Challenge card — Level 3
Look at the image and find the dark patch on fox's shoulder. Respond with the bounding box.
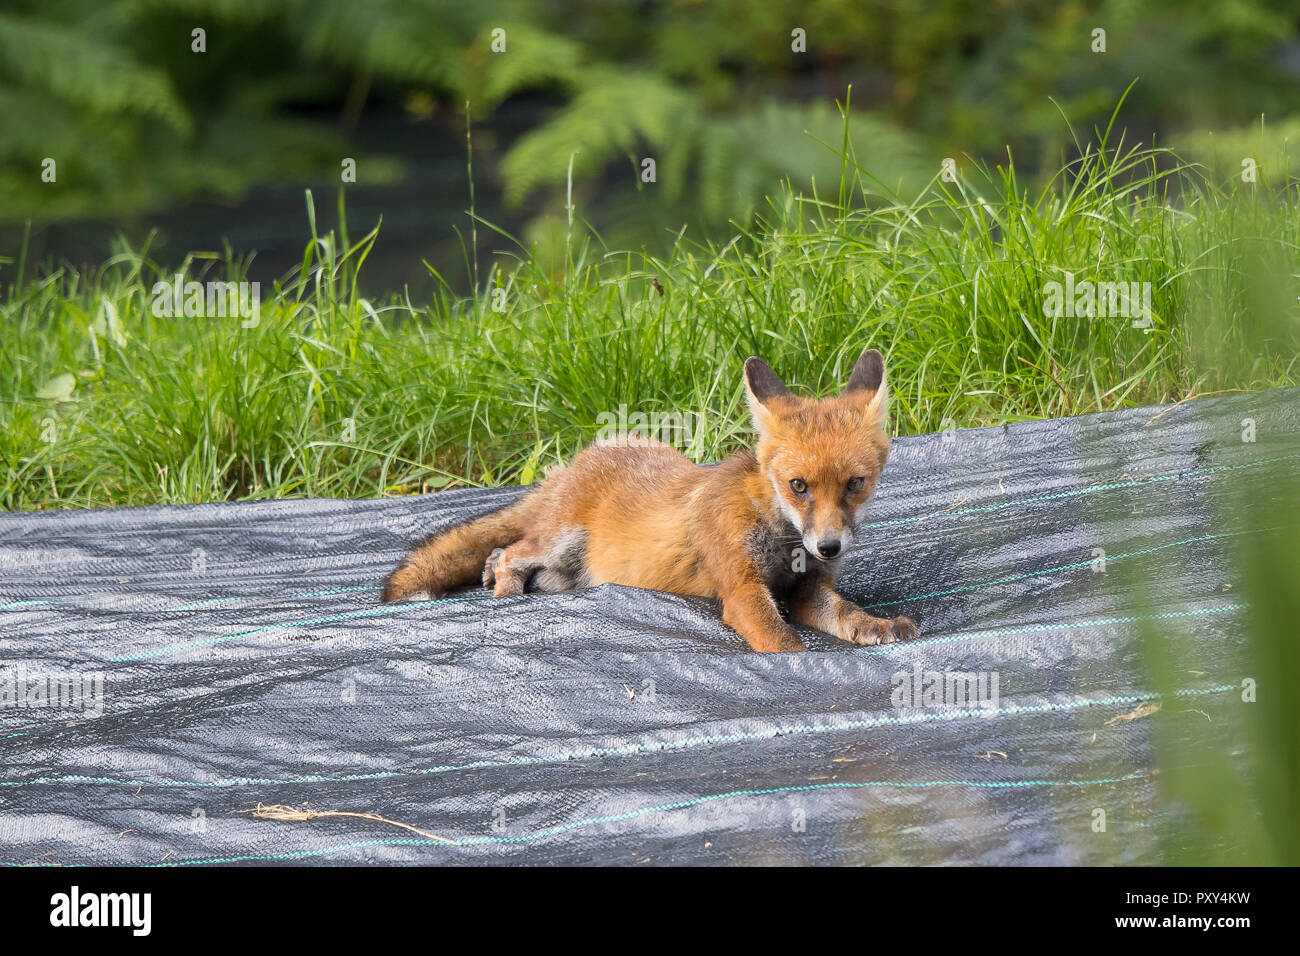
[746,517,834,598]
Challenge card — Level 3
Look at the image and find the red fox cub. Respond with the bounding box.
[382,349,918,652]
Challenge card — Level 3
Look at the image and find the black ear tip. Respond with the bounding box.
[844,348,886,393]
[744,356,790,399]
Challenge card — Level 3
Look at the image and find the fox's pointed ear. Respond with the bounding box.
[842,348,888,420]
[743,356,790,436]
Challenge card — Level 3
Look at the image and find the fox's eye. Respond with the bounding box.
[846,477,865,493]
[789,478,808,495]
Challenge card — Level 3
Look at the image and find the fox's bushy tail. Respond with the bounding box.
[381,496,533,601]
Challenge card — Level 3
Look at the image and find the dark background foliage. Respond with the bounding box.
[3,0,1297,289]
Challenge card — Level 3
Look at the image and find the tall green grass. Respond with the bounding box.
[1,132,1297,510]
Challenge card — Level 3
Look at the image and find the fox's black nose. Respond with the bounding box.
[816,539,841,558]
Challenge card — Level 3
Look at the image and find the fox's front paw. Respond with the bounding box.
[840,610,918,646]
[889,615,919,642]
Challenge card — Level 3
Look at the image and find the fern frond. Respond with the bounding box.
[696,101,929,222]
[0,13,190,135]
[470,23,583,110]
[500,68,699,206]
[125,0,289,22]
[296,0,476,89]
[0,85,88,162]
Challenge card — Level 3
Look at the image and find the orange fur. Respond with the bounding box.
[382,349,918,652]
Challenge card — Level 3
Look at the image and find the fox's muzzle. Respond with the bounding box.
[804,526,851,562]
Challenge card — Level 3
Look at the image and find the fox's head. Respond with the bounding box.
[744,349,891,562]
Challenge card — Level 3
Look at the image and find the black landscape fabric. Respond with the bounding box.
[1,389,1296,866]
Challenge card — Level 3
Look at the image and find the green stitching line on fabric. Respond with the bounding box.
[5,772,1153,866]
[108,593,498,662]
[0,587,375,616]
[852,603,1248,653]
[163,586,375,613]
[0,684,1234,790]
[864,528,1268,609]
[862,452,1300,530]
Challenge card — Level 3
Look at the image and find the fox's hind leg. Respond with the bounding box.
[482,529,588,597]
[483,543,534,596]
[482,548,507,589]
[482,539,555,597]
